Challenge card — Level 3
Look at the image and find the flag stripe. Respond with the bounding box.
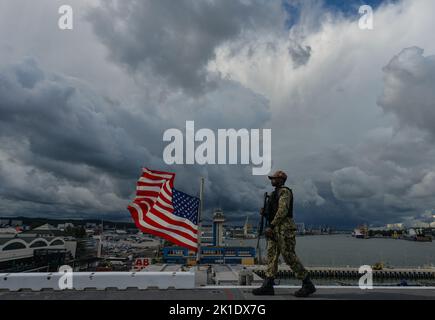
[137,181,165,187]
[156,196,174,211]
[142,168,175,180]
[153,182,198,232]
[127,168,199,251]
[128,205,197,251]
[151,203,198,234]
[134,196,157,204]
[153,199,197,231]
[129,203,197,249]
[145,211,197,241]
[138,177,168,184]
[136,190,160,197]
[141,172,169,181]
[136,185,162,193]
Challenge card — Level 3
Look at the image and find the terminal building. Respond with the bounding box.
[163,210,256,265]
[163,246,255,265]
[0,234,73,272]
[199,224,214,246]
[0,223,103,272]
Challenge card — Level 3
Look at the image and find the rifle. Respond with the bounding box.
[256,192,270,264]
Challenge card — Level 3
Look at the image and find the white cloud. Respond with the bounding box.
[409,172,435,198]
[293,179,325,206]
[1,0,435,225]
[379,46,435,138]
[331,167,378,200]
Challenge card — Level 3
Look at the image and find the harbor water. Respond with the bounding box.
[227,234,435,268]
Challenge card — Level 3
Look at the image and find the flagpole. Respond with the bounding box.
[196,177,204,266]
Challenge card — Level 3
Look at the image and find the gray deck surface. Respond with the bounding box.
[1,287,434,300]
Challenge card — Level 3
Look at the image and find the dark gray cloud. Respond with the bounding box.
[1,0,435,230]
[379,47,435,139]
[0,57,273,221]
[409,172,435,198]
[288,42,311,67]
[302,123,435,225]
[0,58,159,179]
[87,0,284,94]
[331,167,378,200]
[0,58,160,216]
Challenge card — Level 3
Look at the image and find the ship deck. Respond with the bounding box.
[1,286,434,300]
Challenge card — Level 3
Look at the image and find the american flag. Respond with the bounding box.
[127,168,200,251]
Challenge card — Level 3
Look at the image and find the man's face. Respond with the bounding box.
[270,178,283,187]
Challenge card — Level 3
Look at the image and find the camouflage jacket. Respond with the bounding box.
[269,187,297,231]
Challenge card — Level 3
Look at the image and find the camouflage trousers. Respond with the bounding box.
[265,227,308,280]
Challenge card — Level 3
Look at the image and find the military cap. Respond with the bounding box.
[268,170,287,181]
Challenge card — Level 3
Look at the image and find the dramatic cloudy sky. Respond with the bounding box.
[0,0,434,228]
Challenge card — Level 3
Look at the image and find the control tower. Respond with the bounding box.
[212,209,225,247]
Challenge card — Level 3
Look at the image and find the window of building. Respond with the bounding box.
[30,241,48,248]
[50,239,65,246]
[3,242,26,251]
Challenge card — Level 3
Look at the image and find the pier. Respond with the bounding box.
[251,265,435,282]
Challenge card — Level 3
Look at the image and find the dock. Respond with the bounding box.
[1,264,435,300]
[251,265,435,282]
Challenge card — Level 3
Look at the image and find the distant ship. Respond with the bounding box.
[403,228,432,242]
[352,225,369,239]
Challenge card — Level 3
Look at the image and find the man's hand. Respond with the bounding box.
[265,227,274,239]
[260,207,265,216]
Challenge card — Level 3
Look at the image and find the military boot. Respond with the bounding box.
[294,276,316,298]
[252,277,275,296]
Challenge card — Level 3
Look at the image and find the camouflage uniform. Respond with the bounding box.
[265,187,308,280]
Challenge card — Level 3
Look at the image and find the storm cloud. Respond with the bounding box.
[0,57,272,221]
[0,0,435,228]
[87,0,285,94]
[379,47,435,138]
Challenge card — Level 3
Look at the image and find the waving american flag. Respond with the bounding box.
[127,168,200,251]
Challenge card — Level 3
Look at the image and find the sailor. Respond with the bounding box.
[252,170,316,297]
